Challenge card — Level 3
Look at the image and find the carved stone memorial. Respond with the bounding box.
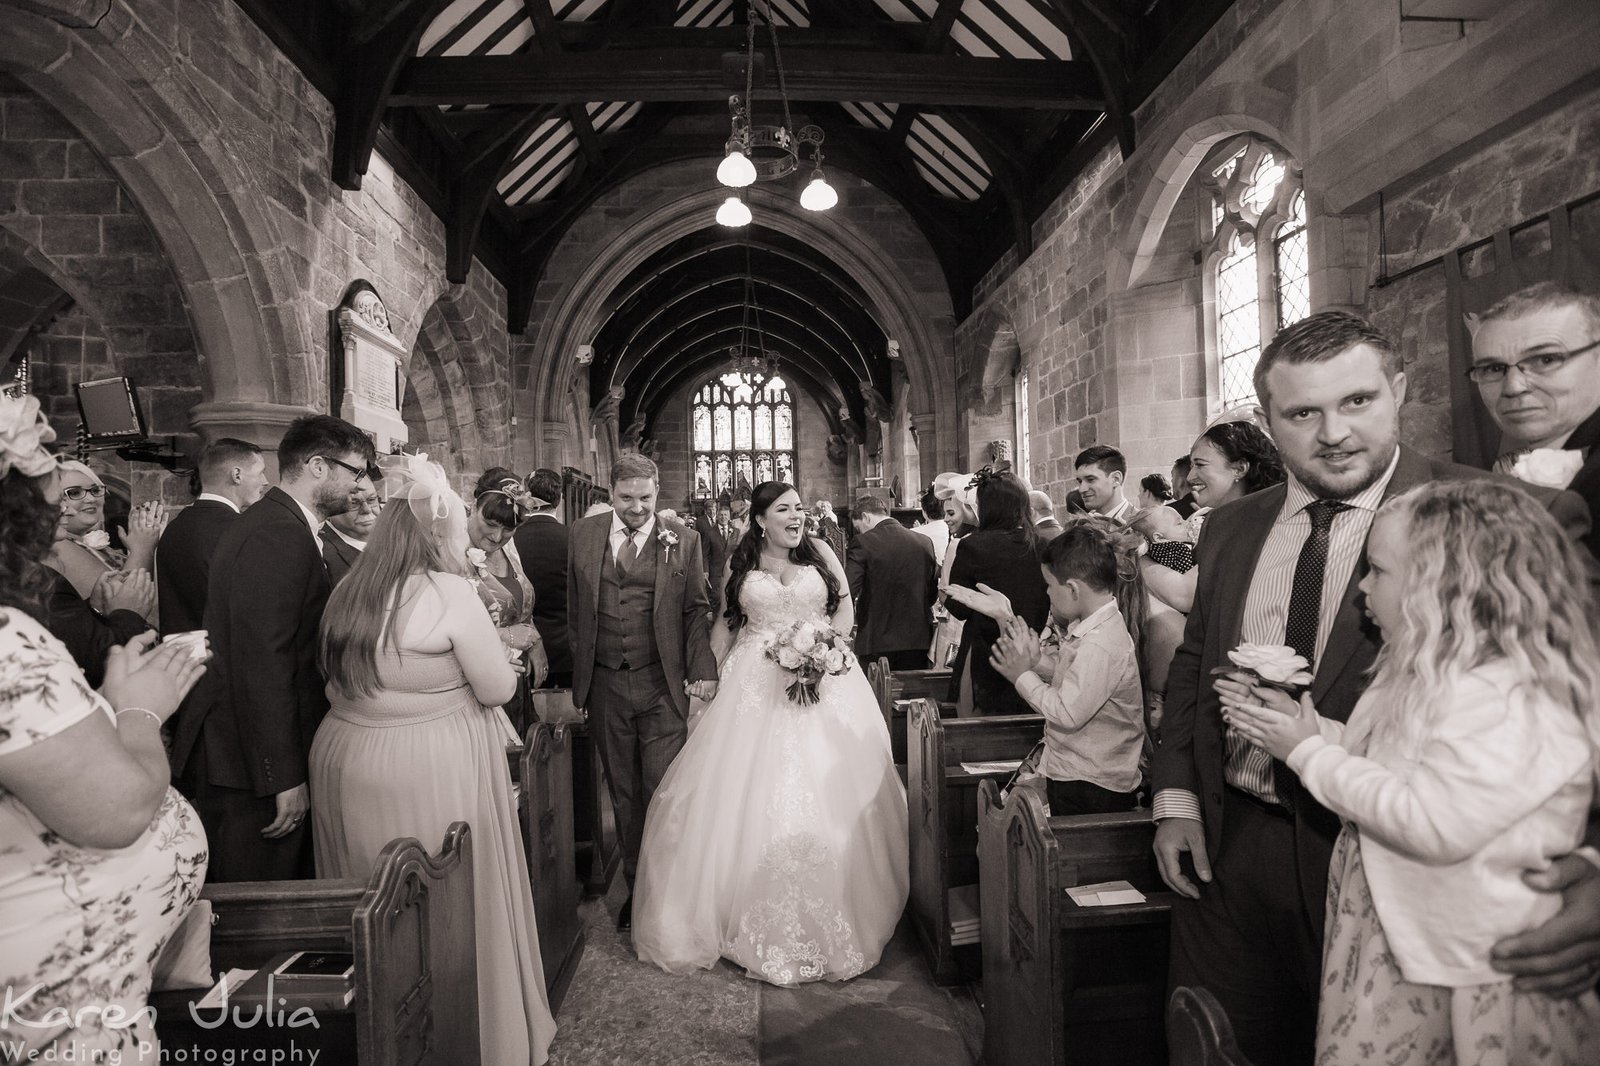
[333,282,408,453]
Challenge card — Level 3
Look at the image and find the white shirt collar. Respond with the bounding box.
[609,512,656,544]
[196,492,241,514]
[1281,446,1401,518]
[328,525,367,551]
[1067,598,1121,640]
[289,494,324,537]
[1101,496,1133,522]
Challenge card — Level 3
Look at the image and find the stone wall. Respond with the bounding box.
[958,0,1600,506]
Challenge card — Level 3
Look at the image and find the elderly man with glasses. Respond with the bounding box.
[1470,281,1600,560]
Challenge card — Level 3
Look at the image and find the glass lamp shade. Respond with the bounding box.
[716,196,752,227]
[800,171,838,212]
[717,149,757,189]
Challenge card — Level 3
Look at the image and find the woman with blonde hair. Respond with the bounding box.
[45,460,165,621]
[1224,481,1600,1062]
[310,454,556,1065]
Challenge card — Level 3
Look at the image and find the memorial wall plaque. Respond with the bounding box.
[333,282,408,453]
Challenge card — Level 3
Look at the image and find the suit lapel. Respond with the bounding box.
[1309,447,1432,703]
[1215,489,1282,651]
[584,516,609,592]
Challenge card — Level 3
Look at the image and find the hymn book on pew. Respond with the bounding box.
[1065,880,1147,906]
[194,951,357,1013]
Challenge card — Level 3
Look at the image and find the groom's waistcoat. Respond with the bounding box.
[594,539,660,670]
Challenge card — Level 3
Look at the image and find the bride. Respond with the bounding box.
[632,481,909,985]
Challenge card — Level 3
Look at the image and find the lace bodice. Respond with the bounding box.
[737,566,831,637]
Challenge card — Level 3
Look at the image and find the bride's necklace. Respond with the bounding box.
[757,550,800,584]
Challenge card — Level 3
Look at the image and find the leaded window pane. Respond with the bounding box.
[693,370,798,500]
[754,405,773,449]
[693,405,712,450]
[713,406,732,450]
[776,453,794,484]
[1242,152,1284,216]
[734,405,753,449]
[694,455,713,496]
[755,455,774,483]
[775,406,793,450]
[715,455,732,494]
[735,455,754,494]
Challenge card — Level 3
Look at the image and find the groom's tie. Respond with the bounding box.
[617,528,640,573]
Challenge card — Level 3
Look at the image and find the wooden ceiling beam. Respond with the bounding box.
[1049,0,1135,158]
[393,50,1105,109]
[330,0,454,190]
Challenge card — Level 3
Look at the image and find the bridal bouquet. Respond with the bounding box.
[765,621,853,706]
[1212,643,1313,694]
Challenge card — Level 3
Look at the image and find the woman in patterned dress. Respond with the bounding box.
[1224,482,1600,1065]
[0,394,209,1063]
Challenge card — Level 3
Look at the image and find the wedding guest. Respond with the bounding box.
[813,499,847,562]
[945,470,1049,716]
[47,564,153,687]
[46,460,166,618]
[930,473,978,670]
[1138,473,1173,511]
[984,522,1146,813]
[171,414,376,882]
[1129,505,1196,574]
[847,494,937,670]
[514,467,572,688]
[1168,457,1198,518]
[311,455,557,1065]
[694,499,732,620]
[1471,282,1600,559]
[1150,311,1592,1064]
[1222,481,1600,1061]
[157,438,267,636]
[1142,421,1285,614]
[728,493,751,539]
[468,468,548,691]
[0,393,208,1063]
[910,483,951,564]
[1029,489,1064,541]
[1074,445,1135,522]
[321,484,380,586]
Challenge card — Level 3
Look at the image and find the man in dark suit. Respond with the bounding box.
[1471,281,1600,562]
[156,437,268,636]
[320,484,379,586]
[695,500,732,619]
[846,495,937,670]
[514,467,572,687]
[1152,311,1594,1064]
[172,415,376,882]
[46,567,152,687]
[1028,490,1064,541]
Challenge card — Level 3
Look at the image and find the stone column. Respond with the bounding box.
[910,412,940,484]
[189,400,318,479]
[538,420,571,472]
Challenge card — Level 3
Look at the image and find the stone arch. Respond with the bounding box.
[0,2,313,416]
[404,286,510,477]
[1112,83,1299,294]
[524,160,958,477]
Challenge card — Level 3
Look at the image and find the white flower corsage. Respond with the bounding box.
[465,546,490,578]
[657,527,679,561]
[1509,448,1585,490]
[81,530,112,551]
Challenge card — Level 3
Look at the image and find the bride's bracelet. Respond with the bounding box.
[115,707,162,728]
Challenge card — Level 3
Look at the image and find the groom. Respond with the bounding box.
[568,453,719,931]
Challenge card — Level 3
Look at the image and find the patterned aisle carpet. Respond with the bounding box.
[546,880,981,1066]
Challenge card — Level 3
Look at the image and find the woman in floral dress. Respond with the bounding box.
[0,395,208,1063]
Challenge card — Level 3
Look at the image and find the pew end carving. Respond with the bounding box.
[517,720,586,1011]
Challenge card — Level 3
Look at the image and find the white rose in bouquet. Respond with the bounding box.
[1510,448,1584,490]
[1224,643,1313,689]
[823,647,847,674]
[776,644,805,669]
[791,622,818,655]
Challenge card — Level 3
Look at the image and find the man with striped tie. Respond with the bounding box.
[1149,311,1593,1065]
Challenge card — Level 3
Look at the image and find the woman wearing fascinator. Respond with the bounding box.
[311,453,557,1065]
[928,471,978,669]
[465,469,549,727]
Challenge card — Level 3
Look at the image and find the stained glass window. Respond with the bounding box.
[1201,136,1306,412]
[1015,369,1031,481]
[691,371,797,501]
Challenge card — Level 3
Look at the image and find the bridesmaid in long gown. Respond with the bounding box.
[310,456,556,1065]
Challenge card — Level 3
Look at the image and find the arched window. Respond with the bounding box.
[692,370,796,501]
[1201,137,1307,410]
[1014,367,1031,481]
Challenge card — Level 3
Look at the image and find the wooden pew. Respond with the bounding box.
[904,697,1044,984]
[153,825,480,1066]
[526,688,621,897]
[1167,986,1255,1066]
[978,781,1174,1066]
[516,721,586,1012]
[868,656,953,764]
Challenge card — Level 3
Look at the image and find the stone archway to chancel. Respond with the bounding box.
[402,286,512,483]
[0,1,321,449]
[521,163,960,484]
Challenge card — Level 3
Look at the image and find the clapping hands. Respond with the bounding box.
[988,615,1041,682]
[119,501,168,554]
[941,581,1016,621]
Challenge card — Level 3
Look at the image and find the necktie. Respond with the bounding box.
[1274,498,1350,808]
[617,529,639,573]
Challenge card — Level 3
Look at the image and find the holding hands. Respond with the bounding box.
[1215,672,1321,761]
[988,615,1042,682]
[685,679,719,701]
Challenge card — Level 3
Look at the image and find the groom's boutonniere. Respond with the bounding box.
[657,526,680,562]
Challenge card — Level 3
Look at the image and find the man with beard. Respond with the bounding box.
[1151,311,1593,1063]
[172,415,377,881]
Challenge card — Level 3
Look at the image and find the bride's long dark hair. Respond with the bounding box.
[723,480,841,632]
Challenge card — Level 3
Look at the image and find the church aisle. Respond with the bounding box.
[546,881,980,1065]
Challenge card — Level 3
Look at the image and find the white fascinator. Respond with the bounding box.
[0,393,60,480]
[376,452,470,569]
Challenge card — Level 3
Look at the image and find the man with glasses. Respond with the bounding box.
[321,484,381,586]
[1470,281,1600,560]
[172,414,377,881]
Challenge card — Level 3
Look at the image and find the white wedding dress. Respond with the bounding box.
[632,566,909,985]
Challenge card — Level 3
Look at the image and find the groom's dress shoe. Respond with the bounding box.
[616,895,633,932]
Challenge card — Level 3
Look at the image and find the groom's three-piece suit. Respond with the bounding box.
[568,511,719,886]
